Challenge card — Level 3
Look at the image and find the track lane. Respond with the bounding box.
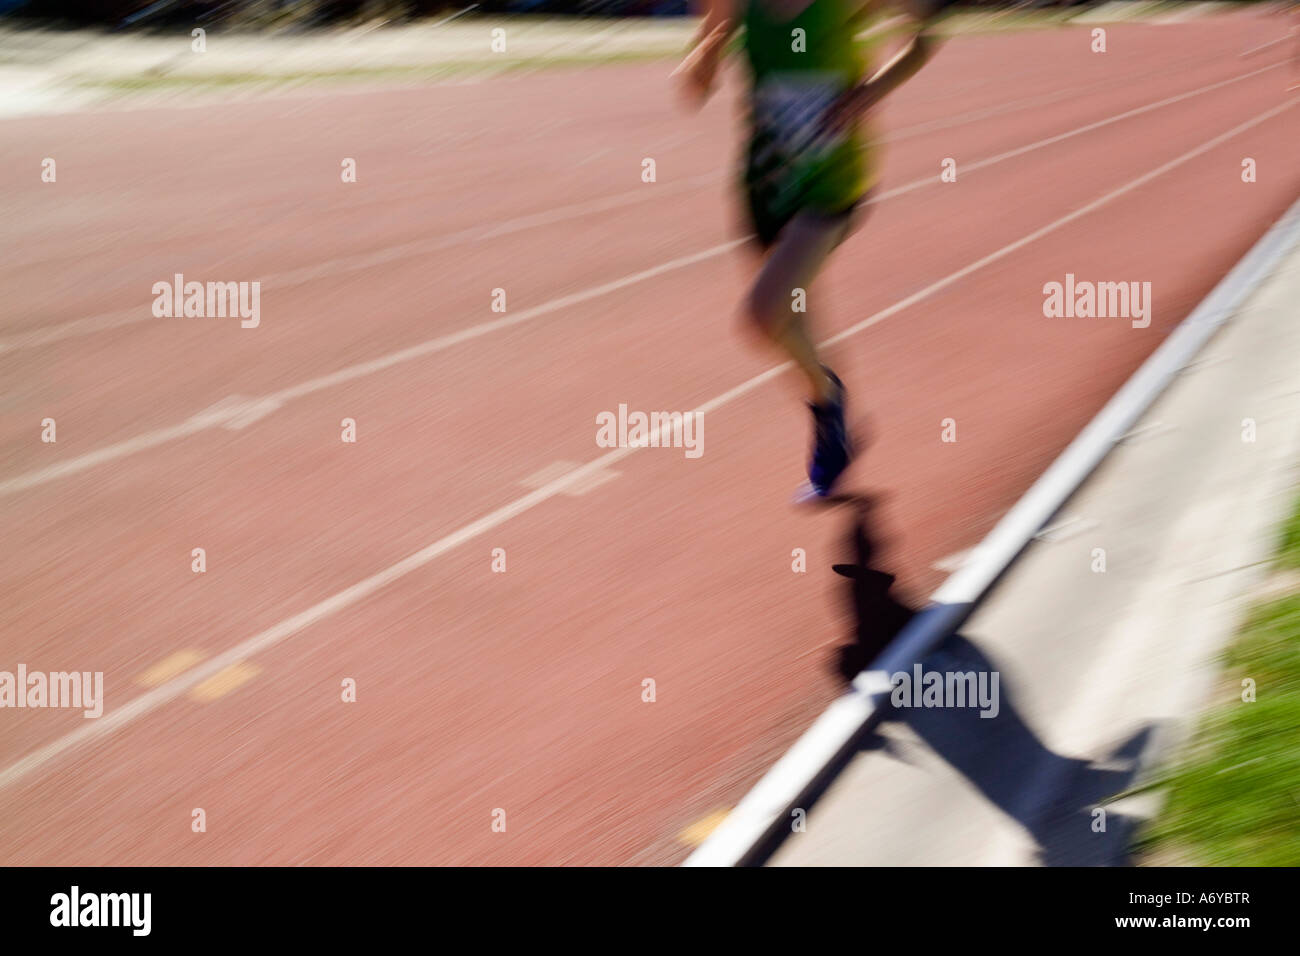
[0,12,1297,864]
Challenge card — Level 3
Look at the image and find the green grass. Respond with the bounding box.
[1277,498,1300,568]
[1136,493,1300,866]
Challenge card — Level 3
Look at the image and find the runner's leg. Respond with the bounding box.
[745,209,854,404]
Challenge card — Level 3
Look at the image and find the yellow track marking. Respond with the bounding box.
[135,649,206,687]
[678,809,730,847]
[188,662,262,702]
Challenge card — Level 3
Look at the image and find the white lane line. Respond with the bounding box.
[261,238,743,404]
[0,420,211,497]
[0,238,744,498]
[1240,35,1292,57]
[828,94,1296,354]
[0,171,723,354]
[867,60,1284,208]
[2,98,1294,794]
[520,459,621,496]
[876,45,1238,147]
[1,60,1280,355]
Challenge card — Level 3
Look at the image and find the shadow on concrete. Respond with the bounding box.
[826,494,1152,866]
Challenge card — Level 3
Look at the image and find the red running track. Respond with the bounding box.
[0,10,1297,865]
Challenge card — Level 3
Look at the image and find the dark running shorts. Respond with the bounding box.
[744,190,861,250]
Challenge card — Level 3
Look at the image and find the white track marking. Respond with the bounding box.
[1241,35,1292,57]
[867,61,1283,207]
[0,239,743,498]
[0,419,212,498]
[0,61,1281,354]
[877,46,1249,146]
[824,95,1295,352]
[0,171,723,353]
[0,396,287,495]
[520,460,621,496]
[0,304,139,353]
[1,100,1295,793]
[261,238,744,404]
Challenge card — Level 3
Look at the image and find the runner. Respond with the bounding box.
[676,0,945,498]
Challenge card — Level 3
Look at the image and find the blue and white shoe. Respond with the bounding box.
[805,366,853,498]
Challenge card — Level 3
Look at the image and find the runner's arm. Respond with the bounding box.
[863,13,941,103]
[674,0,739,107]
[827,0,944,129]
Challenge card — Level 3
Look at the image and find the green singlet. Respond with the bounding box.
[741,0,879,245]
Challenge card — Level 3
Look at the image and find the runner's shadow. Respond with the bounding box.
[828,497,1153,866]
[827,495,915,681]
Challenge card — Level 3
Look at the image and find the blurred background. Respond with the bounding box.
[4,0,1112,26]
